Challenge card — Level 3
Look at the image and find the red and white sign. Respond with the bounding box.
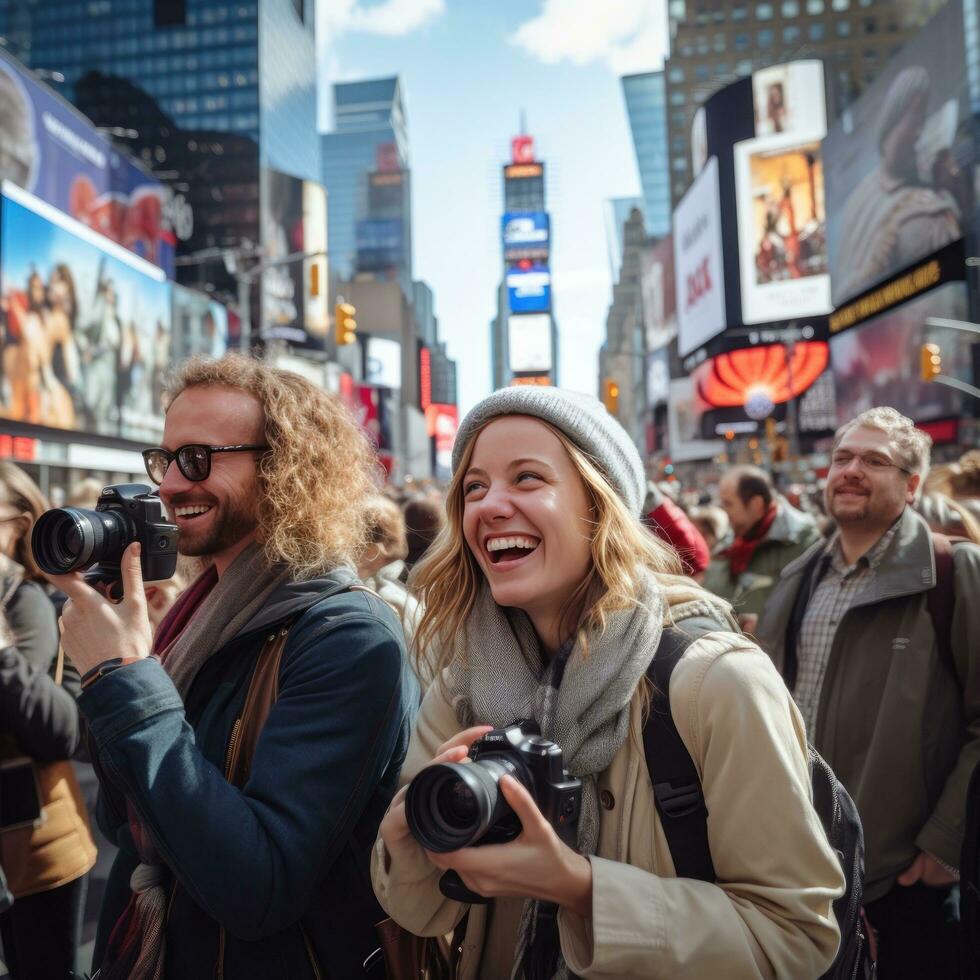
[511,135,535,165]
[673,156,727,357]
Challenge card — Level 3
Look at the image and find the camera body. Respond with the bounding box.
[31,484,179,590]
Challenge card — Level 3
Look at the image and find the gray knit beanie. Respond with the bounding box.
[451,386,647,516]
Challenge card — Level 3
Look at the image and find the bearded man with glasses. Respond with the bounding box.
[48,353,417,980]
[757,406,980,979]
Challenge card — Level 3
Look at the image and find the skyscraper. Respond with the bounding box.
[321,77,412,297]
[621,72,671,238]
[493,133,557,389]
[662,0,947,204]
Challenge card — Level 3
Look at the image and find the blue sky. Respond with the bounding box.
[316,0,668,415]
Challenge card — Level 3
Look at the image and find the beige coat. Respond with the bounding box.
[372,594,844,979]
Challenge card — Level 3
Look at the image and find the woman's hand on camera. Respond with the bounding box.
[49,542,152,677]
[379,725,493,859]
[424,775,593,917]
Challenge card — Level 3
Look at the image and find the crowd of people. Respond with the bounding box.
[0,352,978,979]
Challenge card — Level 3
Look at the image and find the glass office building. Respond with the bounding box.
[621,72,671,238]
[321,77,411,291]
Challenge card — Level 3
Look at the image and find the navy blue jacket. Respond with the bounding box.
[81,567,417,979]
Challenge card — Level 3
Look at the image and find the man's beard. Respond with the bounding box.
[178,496,258,557]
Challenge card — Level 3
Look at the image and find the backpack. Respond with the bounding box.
[644,617,875,980]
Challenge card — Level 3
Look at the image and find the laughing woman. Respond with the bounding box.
[371,387,843,979]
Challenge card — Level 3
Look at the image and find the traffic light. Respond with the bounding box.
[602,378,620,414]
[335,302,357,345]
[920,343,942,381]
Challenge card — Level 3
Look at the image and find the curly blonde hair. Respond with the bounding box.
[165,354,379,578]
[411,419,684,684]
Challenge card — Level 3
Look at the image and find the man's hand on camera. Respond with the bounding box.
[48,542,153,677]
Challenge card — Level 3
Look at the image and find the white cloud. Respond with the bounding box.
[319,0,445,37]
[509,0,666,75]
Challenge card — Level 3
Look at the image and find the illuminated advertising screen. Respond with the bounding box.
[824,1,971,306]
[733,61,830,325]
[172,284,228,362]
[641,234,676,351]
[507,263,551,314]
[356,218,403,272]
[365,337,402,389]
[831,281,973,424]
[667,376,723,462]
[261,169,328,350]
[673,157,726,356]
[502,211,550,260]
[0,182,171,440]
[0,49,176,275]
[507,314,552,373]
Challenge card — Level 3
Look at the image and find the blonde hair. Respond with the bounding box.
[363,495,409,567]
[926,449,980,501]
[411,419,684,685]
[834,406,932,477]
[165,353,379,578]
[0,462,50,582]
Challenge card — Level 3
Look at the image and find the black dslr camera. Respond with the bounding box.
[405,720,582,903]
[31,484,179,597]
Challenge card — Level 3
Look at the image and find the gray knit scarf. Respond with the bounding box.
[114,541,293,980]
[447,573,666,980]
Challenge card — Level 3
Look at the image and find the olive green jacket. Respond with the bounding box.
[756,507,980,903]
[703,503,822,617]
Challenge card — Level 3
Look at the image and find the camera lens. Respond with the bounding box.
[405,755,527,853]
[31,506,129,575]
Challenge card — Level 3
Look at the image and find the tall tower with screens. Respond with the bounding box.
[493,133,557,389]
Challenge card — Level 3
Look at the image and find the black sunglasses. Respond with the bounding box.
[142,444,268,485]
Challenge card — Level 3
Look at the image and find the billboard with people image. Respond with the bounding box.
[0,182,171,441]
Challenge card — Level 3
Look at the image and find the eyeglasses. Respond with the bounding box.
[142,444,268,485]
[829,451,910,474]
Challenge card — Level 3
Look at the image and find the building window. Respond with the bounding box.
[154,0,186,26]
[784,25,801,42]
[680,43,694,56]
[781,0,799,13]
[672,157,688,172]
[864,17,876,33]
[806,0,824,12]
[736,59,754,75]
[756,3,774,18]
[670,90,686,105]
[732,5,748,19]
[671,110,686,127]
[832,0,850,8]
[758,27,774,46]
[714,33,726,51]
[668,66,685,82]
[808,22,825,39]
[734,32,750,50]
[836,19,851,35]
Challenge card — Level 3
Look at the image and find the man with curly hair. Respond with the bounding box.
[50,353,417,979]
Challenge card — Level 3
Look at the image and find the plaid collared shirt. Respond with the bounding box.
[794,521,901,738]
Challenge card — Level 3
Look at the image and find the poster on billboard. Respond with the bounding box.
[824,1,971,307]
[507,262,551,314]
[0,49,177,275]
[365,337,402,389]
[646,347,671,407]
[734,61,830,325]
[508,314,552,373]
[172,284,228,363]
[502,211,550,260]
[303,182,328,340]
[667,376,724,461]
[674,156,726,357]
[0,182,171,440]
[831,281,973,425]
[641,235,676,351]
[356,218,403,272]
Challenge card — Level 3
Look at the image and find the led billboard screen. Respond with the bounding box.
[674,156,726,356]
[0,49,176,275]
[824,1,971,306]
[507,314,552,373]
[0,182,170,440]
[502,211,550,260]
[734,61,830,325]
[641,233,676,351]
[507,263,551,314]
[172,284,228,363]
[365,337,402,389]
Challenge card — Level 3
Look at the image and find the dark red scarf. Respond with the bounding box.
[725,503,778,578]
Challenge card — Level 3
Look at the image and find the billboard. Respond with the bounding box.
[507,262,551,314]
[667,376,724,462]
[365,337,402,389]
[508,313,552,373]
[831,281,973,425]
[171,284,228,363]
[825,1,971,306]
[0,182,171,440]
[641,234,676,351]
[734,61,830,325]
[261,169,329,349]
[674,156,726,356]
[502,211,550,260]
[356,218,403,272]
[0,49,176,275]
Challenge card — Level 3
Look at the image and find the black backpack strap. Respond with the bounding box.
[782,548,829,692]
[644,616,721,883]
[927,532,960,687]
